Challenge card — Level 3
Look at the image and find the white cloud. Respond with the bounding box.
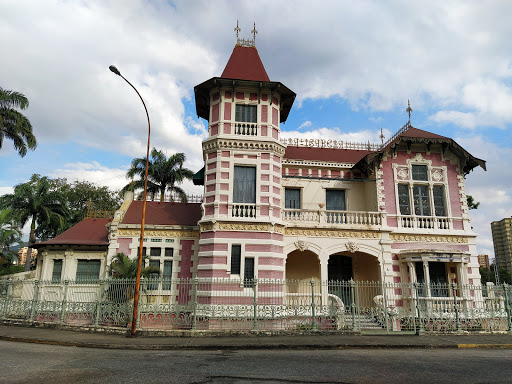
[298,121,313,130]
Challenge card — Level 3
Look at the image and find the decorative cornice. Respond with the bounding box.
[285,228,380,239]
[200,221,285,233]
[202,138,285,155]
[117,229,200,239]
[389,233,468,243]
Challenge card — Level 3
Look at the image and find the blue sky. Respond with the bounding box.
[1,0,511,257]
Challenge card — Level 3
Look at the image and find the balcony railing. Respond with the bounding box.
[233,122,258,136]
[283,209,384,227]
[231,203,256,218]
[395,215,451,230]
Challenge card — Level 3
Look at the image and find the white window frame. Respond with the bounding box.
[393,154,451,218]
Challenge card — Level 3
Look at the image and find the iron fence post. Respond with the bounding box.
[452,283,460,331]
[192,278,198,331]
[253,279,258,330]
[503,283,511,331]
[414,282,423,334]
[310,279,316,330]
[94,280,103,327]
[60,280,69,324]
[410,281,416,335]
[30,280,40,321]
[3,279,13,319]
[350,279,356,331]
[382,281,389,333]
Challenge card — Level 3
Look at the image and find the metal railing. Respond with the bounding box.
[1,279,510,333]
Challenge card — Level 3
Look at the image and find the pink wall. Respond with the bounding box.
[381,151,462,217]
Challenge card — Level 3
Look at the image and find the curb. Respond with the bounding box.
[2,334,512,350]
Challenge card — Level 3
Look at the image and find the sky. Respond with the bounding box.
[1,0,511,258]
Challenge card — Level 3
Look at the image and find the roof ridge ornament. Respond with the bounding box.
[234,20,258,48]
[406,99,413,124]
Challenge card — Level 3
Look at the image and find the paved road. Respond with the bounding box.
[2,341,512,384]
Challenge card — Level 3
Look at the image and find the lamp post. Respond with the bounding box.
[109,65,150,337]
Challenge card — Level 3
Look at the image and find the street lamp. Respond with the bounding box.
[109,65,150,337]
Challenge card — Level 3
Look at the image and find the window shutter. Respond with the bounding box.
[231,245,241,275]
[52,260,63,283]
[233,166,256,203]
[326,190,346,211]
[285,188,301,209]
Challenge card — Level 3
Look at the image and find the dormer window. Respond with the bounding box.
[236,105,257,123]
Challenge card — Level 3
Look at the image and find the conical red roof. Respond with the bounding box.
[221,46,270,82]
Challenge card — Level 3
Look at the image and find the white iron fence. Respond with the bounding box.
[1,278,510,333]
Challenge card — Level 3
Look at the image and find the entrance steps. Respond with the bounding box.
[343,312,384,330]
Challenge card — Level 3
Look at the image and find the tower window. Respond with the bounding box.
[235,105,257,123]
[233,166,256,204]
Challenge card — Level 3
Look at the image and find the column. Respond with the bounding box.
[423,261,431,297]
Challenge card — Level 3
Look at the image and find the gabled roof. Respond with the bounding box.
[284,146,371,164]
[122,201,202,227]
[221,46,270,82]
[33,218,112,248]
[354,123,486,175]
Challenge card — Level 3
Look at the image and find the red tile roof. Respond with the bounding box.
[221,46,270,82]
[34,218,112,248]
[399,126,448,140]
[284,146,372,164]
[122,201,202,226]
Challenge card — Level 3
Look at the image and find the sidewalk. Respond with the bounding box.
[1,323,512,350]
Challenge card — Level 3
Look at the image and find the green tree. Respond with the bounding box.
[124,149,194,202]
[467,195,480,210]
[480,265,512,285]
[0,175,68,271]
[0,209,24,275]
[0,87,37,157]
[36,178,121,240]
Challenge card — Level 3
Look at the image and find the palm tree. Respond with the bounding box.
[0,175,68,271]
[0,87,37,157]
[108,252,160,279]
[123,149,194,202]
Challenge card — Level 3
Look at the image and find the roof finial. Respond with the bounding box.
[379,128,385,144]
[251,22,258,43]
[406,99,413,124]
[234,20,241,40]
[234,21,258,48]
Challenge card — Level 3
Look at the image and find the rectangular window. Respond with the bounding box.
[137,247,147,257]
[285,188,301,209]
[164,248,174,257]
[244,257,255,287]
[433,185,446,216]
[413,185,431,216]
[231,245,241,275]
[398,184,411,215]
[151,238,162,242]
[76,260,101,281]
[148,259,160,290]
[233,166,256,203]
[165,239,175,243]
[163,261,173,290]
[52,260,63,283]
[326,190,346,211]
[150,247,161,257]
[412,165,428,181]
[235,104,257,123]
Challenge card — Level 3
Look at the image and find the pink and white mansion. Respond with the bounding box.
[34,41,486,298]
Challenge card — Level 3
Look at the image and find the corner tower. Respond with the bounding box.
[194,32,295,282]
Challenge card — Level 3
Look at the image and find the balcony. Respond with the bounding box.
[394,215,453,231]
[233,122,258,136]
[283,209,385,228]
